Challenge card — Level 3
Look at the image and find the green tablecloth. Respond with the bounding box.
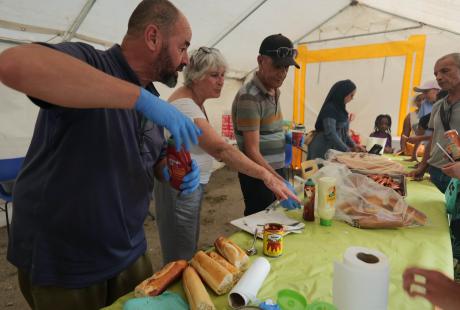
[104,156,452,310]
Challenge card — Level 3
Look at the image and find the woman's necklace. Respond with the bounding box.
[199,104,209,121]
[190,87,209,121]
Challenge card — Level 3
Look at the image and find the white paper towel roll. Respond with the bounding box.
[333,246,389,310]
[228,257,271,309]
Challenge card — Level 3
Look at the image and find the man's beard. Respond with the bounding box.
[158,45,179,88]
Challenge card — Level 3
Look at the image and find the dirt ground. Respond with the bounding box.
[0,166,243,309]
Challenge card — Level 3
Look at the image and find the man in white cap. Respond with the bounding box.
[413,80,441,118]
[403,81,440,160]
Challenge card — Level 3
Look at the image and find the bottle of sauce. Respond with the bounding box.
[303,178,315,222]
[166,137,192,190]
[317,177,336,226]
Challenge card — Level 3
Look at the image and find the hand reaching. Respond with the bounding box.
[352,145,366,152]
[263,174,300,205]
[279,180,301,210]
[406,163,427,181]
[403,267,460,310]
[442,162,460,178]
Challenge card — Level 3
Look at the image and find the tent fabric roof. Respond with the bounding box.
[1,0,459,78]
[360,0,460,35]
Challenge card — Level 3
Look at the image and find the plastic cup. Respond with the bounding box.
[292,130,304,147]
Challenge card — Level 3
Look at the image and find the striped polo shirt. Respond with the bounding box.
[232,73,285,169]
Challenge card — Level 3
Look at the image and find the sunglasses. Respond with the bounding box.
[264,47,298,58]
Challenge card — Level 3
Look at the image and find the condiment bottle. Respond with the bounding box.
[303,178,315,222]
[317,177,336,226]
[166,137,192,190]
[445,130,460,161]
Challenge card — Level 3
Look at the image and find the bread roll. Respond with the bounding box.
[208,251,242,279]
[182,266,215,310]
[354,216,404,229]
[214,237,249,271]
[362,194,383,207]
[404,206,427,226]
[191,250,234,295]
[134,260,187,297]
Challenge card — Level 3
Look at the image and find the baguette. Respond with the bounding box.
[191,250,234,295]
[182,266,215,310]
[207,251,242,280]
[214,236,249,271]
[134,260,187,297]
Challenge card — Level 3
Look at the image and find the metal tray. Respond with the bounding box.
[351,169,407,197]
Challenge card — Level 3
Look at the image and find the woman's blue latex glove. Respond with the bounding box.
[162,160,200,195]
[280,180,301,210]
[135,88,201,151]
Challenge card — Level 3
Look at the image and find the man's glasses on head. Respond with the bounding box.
[199,47,218,54]
[264,47,298,58]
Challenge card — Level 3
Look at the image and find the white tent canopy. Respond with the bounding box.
[1,0,460,156]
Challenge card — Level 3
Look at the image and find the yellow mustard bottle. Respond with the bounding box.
[317,176,336,226]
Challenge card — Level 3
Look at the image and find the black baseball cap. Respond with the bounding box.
[259,34,300,69]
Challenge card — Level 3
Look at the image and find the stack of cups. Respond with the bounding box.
[292,124,305,147]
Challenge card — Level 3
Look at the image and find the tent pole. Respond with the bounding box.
[360,3,460,36]
[62,0,97,42]
[299,25,423,45]
[0,37,31,45]
[209,0,268,48]
[292,3,350,46]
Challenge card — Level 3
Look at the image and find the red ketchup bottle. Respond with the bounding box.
[303,178,315,221]
[166,138,192,190]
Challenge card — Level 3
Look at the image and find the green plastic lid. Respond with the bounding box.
[305,178,315,186]
[307,300,336,310]
[320,218,332,226]
[277,289,308,310]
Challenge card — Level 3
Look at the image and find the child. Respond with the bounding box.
[370,114,393,153]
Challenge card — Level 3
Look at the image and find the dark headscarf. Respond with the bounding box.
[314,79,356,131]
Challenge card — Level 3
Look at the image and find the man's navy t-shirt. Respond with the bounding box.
[7,42,165,288]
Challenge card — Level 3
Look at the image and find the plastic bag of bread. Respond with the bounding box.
[325,149,405,174]
[312,163,427,228]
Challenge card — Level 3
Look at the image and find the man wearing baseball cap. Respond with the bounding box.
[231,34,300,215]
[413,80,441,118]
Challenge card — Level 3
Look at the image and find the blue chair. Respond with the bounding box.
[0,157,25,238]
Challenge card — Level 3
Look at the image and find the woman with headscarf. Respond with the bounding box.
[308,79,365,159]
